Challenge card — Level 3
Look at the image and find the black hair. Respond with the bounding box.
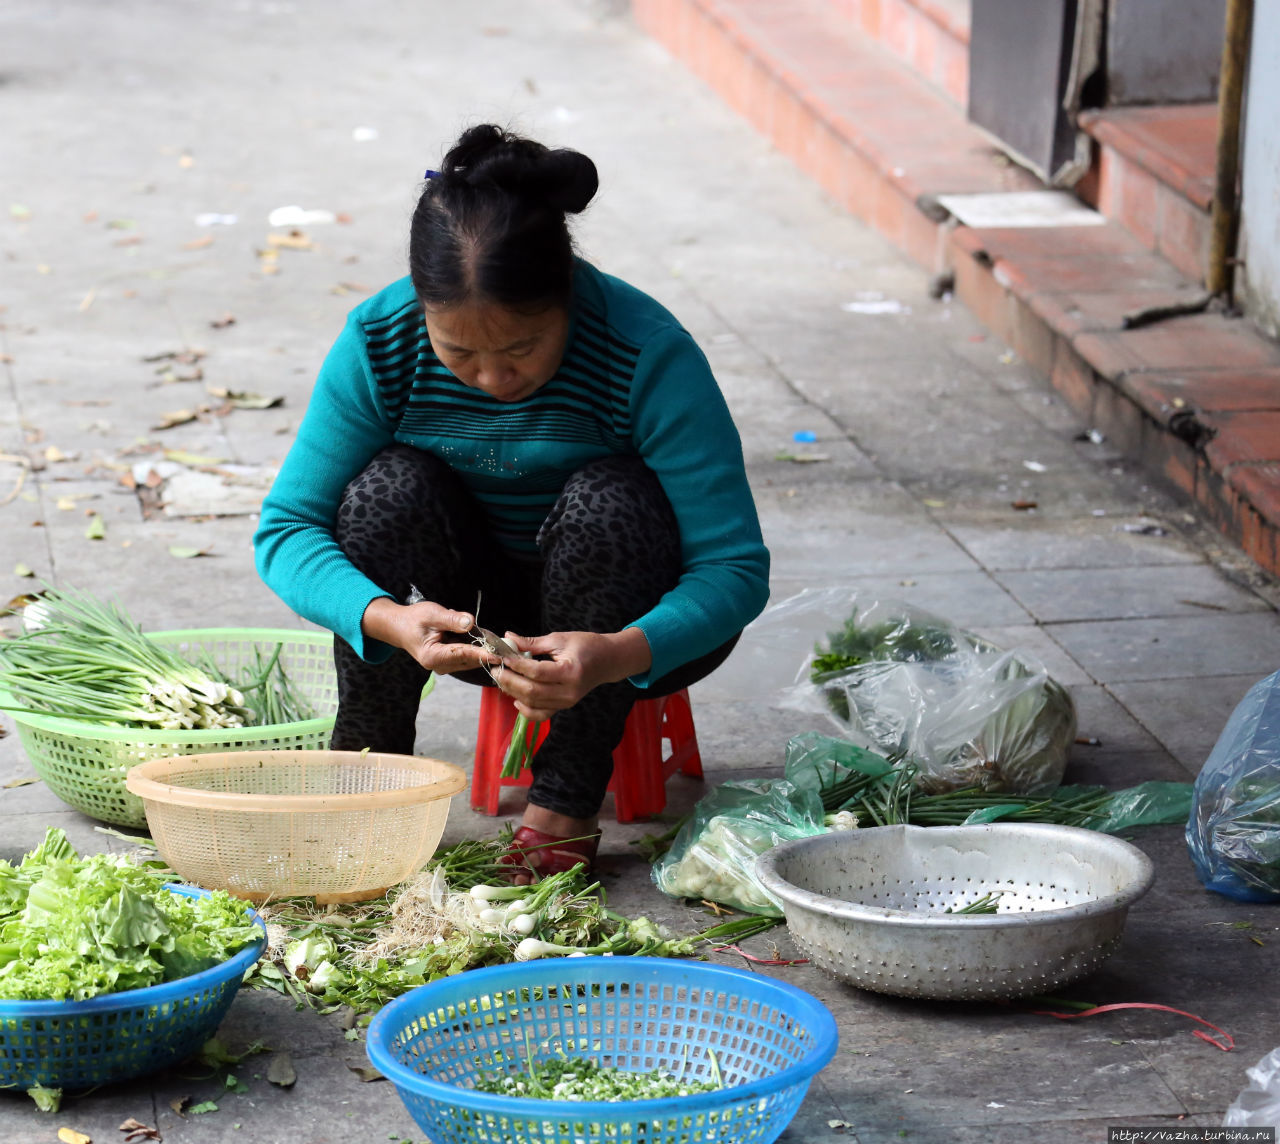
[409,124,599,312]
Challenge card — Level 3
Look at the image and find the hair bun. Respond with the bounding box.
[440,125,598,215]
[537,149,598,215]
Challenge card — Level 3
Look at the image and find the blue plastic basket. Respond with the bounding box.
[0,885,265,1092]
[366,956,839,1144]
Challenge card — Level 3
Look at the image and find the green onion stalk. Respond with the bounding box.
[0,586,252,729]
[500,712,544,778]
[819,760,1111,829]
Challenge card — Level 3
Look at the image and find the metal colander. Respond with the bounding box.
[755,823,1154,1001]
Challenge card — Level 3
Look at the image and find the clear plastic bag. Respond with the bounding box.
[749,589,1077,795]
[1188,669,1280,903]
[651,779,826,916]
[1224,1045,1280,1128]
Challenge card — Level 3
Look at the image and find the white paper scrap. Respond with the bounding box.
[268,205,337,228]
[935,191,1106,229]
[841,300,911,315]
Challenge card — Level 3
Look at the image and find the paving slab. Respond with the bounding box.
[994,562,1275,624]
[1046,614,1280,684]
[1107,674,1265,771]
[942,515,1207,571]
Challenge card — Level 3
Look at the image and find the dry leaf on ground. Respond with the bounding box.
[267,1051,297,1087]
[207,386,283,410]
[152,409,199,431]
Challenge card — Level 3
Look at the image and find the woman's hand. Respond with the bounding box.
[494,628,652,721]
[360,596,498,676]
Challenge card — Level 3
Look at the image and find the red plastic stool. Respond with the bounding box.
[470,687,703,822]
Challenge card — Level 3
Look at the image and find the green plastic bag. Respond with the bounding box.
[1088,780,1194,833]
[651,779,826,916]
[959,780,1194,831]
[783,731,895,796]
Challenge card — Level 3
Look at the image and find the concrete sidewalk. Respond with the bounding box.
[2,2,1279,1141]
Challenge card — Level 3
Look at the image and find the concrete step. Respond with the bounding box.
[1078,103,1216,284]
[633,0,1280,580]
[825,0,970,108]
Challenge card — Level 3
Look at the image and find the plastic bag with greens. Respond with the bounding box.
[652,779,826,916]
[1188,670,1280,902]
[791,593,1075,795]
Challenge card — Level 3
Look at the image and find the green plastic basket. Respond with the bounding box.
[2,628,338,828]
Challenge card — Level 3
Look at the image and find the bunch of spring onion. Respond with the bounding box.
[818,760,1112,829]
[249,833,777,1014]
[0,586,313,730]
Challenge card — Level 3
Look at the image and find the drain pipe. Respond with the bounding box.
[1207,0,1253,301]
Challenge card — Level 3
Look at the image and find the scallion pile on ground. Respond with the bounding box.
[249,832,775,1016]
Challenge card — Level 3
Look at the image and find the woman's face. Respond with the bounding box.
[423,300,569,403]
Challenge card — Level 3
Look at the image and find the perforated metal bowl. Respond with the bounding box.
[756,824,1154,1001]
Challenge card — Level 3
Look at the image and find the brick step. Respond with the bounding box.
[634,0,1280,579]
[825,0,970,108]
[1078,104,1216,284]
[632,0,1034,273]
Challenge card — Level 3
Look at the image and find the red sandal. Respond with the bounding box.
[498,825,601,881]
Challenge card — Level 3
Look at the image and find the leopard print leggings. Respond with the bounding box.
[330,445,736,818]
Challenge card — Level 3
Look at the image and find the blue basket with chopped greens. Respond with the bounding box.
[367,956,838,1144]
[0,829,265,1095]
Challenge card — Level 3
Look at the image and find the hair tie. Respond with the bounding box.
[423,169,440,180]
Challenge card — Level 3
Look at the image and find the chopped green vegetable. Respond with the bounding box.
[475,1047,721,1101]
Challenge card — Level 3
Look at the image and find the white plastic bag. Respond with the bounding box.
[1224,1045,1280,1128]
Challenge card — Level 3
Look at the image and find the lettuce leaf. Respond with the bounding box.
[0,828,260,1001]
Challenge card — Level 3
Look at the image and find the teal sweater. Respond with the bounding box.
[253,260,770,686]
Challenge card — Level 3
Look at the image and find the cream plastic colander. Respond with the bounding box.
[126,750,466,903]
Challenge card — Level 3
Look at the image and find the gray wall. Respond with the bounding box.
[1107,0,1225,104]
[1240,2,1280,339]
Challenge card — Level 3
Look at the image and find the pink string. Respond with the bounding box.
[1031,1002,1234,1051]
